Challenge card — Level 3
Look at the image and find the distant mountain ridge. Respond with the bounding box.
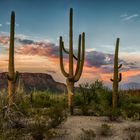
[0,72,139,92]
[0,72,66,93]
[120,82,140,90]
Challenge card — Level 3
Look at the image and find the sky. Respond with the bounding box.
[0,0,140,86]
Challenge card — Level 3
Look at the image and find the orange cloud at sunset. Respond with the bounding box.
[0,35,140,86]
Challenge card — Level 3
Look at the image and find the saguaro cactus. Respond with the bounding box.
[7,11,18,106]
[110,38,122,110]
[59,8,85,115]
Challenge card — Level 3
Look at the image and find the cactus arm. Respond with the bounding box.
[59,36,69,77]
[6,73,12,81]
[62,43,78,60]
[118,64,122,69]
[118,73,122,82]
[13,71,19,83]
[6,71,18,83]
[110,78,114,82]
[69,8,73,79]
[74,34,81,78]
[74,32,85,82]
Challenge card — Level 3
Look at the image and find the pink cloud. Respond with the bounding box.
[0,35,140,85]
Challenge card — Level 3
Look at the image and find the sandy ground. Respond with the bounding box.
[51,116,140,140]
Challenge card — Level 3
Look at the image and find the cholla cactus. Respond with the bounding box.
[110,38,122,110]
[59,8,85,115]
[7,11,18,106]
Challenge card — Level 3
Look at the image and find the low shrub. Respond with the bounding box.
[0,90,67,140]
[98,124,113,137]
[79,128,96,140]
[124,125,140,140]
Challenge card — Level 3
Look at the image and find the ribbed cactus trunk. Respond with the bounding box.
[7,11,18,106]
[66,79,74,114]
[68,9,74,114]
[111,38,122,110]
[59,8,85,115]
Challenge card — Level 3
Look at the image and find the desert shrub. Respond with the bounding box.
[74,81,113,116]
[28,113,49,140]
[0,90,67,140]
[117,90,140,120]
[0,89,8,109]
[27,99,67,140]
[124,125,140,140]
[47,99,67,128]
[129,96,140,104]
[98,124,113,137]
[122,103,140,120]
[75,80,140,119]
[30,91,67,109]
[0,105,28,140]
[118,91,131,109]
[13,94,31,116]
[79,128,96,140]
[74,93,83,106]
[30,91,53,108]
[75,83,93,115]
[105,107,122,122]
[75,81,103,115]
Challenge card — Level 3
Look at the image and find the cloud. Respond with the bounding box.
[121,14,139,21]
[85,51,114,67]
[0,35,139,70]
[15,42,59,58]
[0,24,2,27]
[16,38,35,45]
[0,35,9,47]
[0,34,140,84]
[120,13,128,17]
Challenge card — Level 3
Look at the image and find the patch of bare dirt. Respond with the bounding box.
[51,116,140,140]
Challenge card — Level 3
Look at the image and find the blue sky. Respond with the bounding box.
[0,0,140,52]
[0,0,140,84]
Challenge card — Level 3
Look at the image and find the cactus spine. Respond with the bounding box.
[7,11,18,106]
[59,8,85,115]
[110,38,122,110]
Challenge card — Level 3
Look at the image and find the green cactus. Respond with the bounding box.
[7,11,19,106]
[59,8,85,115]
[110,38,122,110]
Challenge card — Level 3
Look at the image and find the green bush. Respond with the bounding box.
[80,128,96,140]
[0,90,67,140]
[74,81,112,116]
[48,99,67,128]
[98,124,113,137]
[74,81,140,119]
[124,125,140,140]
[122,103,140,120]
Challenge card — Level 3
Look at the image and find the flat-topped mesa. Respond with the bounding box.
[59,8,85,115]
[110,38,122,110]
[6,11,19,106]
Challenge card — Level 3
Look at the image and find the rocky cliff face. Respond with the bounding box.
[0,72,66,93]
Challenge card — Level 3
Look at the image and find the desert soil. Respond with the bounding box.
[51,116,140,140]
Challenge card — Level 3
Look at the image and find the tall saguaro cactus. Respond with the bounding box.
[110,38,122,110]
[7,11,18,106]
[59,8,85,115]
